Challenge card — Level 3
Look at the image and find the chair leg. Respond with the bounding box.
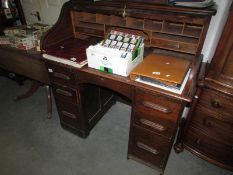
[45,85,52,119]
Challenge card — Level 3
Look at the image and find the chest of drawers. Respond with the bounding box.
[183,88,233,170]
[175,4,233,171]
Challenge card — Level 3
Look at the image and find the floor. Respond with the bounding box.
[0,77,232,175]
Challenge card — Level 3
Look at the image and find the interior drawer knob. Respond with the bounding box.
[210,99,220,108]
[203,118,213,127]
[195,139,202,146]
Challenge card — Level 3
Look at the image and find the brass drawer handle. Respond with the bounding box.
[52,72,71,80]
[55,89,72,97]
[142,101,172,113]
[136,142,159,155]
[210,99,220,108]
[139,118,166,132]
[61,110,77,119]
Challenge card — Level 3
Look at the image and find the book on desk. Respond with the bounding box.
[130,54,191,94]
[42,38,92,68]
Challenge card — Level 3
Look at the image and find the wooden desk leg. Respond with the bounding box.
[14,81,41,101]
[174,118,185,153]
[14,81,52,119]
[45,85,52,119]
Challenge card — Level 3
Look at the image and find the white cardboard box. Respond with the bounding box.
[86,43,144,77]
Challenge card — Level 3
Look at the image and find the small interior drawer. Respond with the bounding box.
[75,22,104,37]
[128,125,170,168]
[144,19,162,31]
[151,37,197,54]
[184,126,233,167]
[132,111,176,139]
[134,88,181,122]
[46,62,75,87]
[199,88,233,121]
[190,105,233,145]
[126,17,144,30]
[52,84,78,104]
[56,100,81,128]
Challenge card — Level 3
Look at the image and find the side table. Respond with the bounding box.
[0,45,52,118]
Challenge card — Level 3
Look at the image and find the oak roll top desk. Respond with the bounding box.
[41,0,216,174]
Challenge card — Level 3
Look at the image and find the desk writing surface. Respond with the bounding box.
[0,46,50,84]
[74,64,192,102]
[0,45,40,58]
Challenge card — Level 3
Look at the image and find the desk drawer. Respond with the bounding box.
[133,111,176,139]
[46,62,75,86]
[76,71,132,99]
[56,100,81,128]
[190,105,233,145]
[151,38,197,54]
[184,126,233,167]
[199,89,233,122]
[129,125,170,168]
[135,88,181,122]
[53,84,78,104]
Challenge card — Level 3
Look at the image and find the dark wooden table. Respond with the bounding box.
[0,45,52,118]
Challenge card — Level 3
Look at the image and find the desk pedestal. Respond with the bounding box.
[45,60,186,174]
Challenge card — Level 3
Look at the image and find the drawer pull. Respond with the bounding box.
[203,118,213,127]
[195,139,202,146]
[52,72,71,80]
[139,118,166,131]
[55,89,72,97]
[61,110,77,119]
[136,142,159,155]
[210,99,220,108]
[142,101,172,113]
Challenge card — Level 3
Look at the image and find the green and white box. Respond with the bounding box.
[86,42,144,77]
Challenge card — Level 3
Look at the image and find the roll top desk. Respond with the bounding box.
[41,0,215,174]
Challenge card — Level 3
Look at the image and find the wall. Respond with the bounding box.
[201,0,233,62]
[40,0,69,25]
[20,0,69,25]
